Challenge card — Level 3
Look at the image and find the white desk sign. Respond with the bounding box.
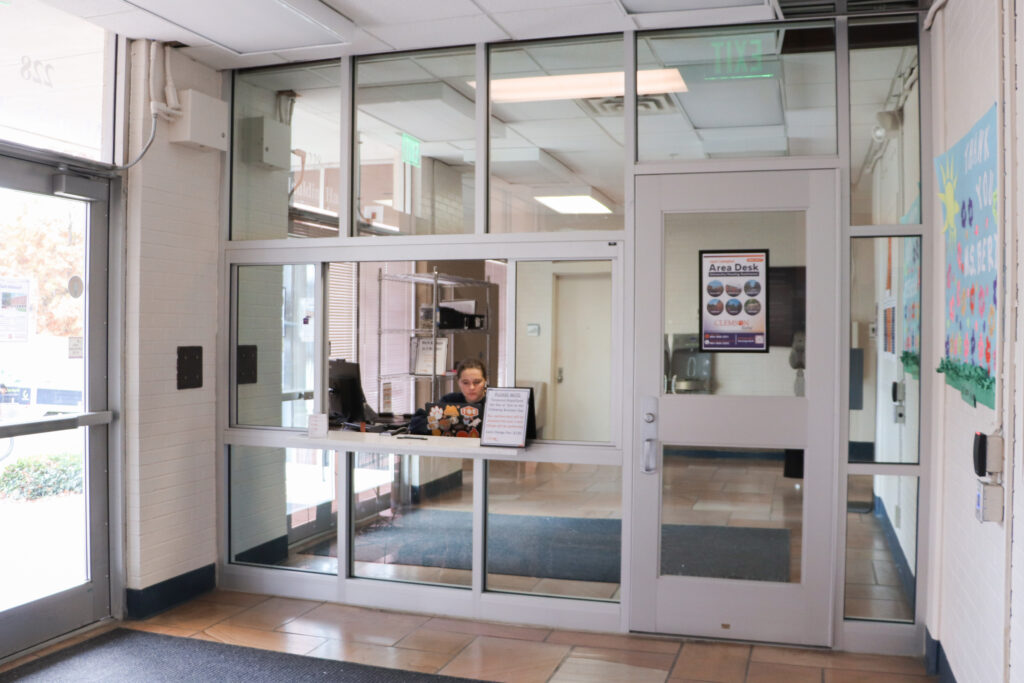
[307,413,329,438]
[480,388,530,448]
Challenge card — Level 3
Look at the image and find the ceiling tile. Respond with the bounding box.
[81,8,205,42]
[179,45,287,70]
[476,0,604,11]
[492,100,589,124]
[492,4,629,41]
[327,0,481,27]
[40,0,130,17]
[365,15,509,51]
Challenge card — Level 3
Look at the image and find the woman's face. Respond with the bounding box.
[458,368,486,403]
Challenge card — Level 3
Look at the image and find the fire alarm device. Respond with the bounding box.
[976,481,1003,523]
[973,432,1004,476]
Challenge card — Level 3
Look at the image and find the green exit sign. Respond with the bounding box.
[709,38,766,80]
[401,133,421,168]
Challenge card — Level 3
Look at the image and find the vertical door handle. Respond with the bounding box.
[643,438,657,474]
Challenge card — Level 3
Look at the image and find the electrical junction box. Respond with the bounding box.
[168,89,229,152]
[241,116,291,169]
[976,481,1003,523]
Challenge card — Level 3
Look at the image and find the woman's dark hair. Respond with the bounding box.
[456,358,487,381]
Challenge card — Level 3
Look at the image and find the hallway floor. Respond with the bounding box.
[2,590,936,682]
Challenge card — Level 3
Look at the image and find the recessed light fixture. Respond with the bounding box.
[472,69,686,103]
[534,195,612,215]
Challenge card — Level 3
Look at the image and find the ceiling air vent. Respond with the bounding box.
[580,93,676,117]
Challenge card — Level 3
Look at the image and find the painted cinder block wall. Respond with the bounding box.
[124,42,223,596]
[925,2,1017,682]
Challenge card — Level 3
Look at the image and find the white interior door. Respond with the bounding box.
[630,170,839,646]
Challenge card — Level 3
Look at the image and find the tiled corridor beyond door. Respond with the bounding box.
[1,590,936,682]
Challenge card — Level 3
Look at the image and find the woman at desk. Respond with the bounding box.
[409,359,487,436]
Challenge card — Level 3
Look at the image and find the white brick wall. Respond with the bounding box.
[928,3,1010,682]
[124,42,223,590]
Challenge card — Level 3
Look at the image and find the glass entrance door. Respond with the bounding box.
[0,154,111,658]
[631,171,839,645]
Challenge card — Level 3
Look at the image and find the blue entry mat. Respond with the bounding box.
[310,509,790,584]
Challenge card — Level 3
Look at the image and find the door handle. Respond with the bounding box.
[643,438,657,474]
[557,367,564,383]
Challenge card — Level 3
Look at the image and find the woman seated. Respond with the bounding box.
[409,358,487,436]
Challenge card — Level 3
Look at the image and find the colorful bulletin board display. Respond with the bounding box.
[934,104,998,408]
[0,277,31,342]
[901,238,922,379]
[699,250,769,352]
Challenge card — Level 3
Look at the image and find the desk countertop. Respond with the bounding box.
[226,427,526,458]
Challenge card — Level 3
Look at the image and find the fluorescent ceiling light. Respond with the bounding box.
[473,69,686,103]
[534,195,612,215]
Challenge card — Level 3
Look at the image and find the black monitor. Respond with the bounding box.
[329,359,367,422]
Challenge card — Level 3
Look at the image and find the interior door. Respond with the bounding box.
[631,170,839,646]
[0,154,111,658]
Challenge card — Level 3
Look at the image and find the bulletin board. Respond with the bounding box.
[934,104,998,408]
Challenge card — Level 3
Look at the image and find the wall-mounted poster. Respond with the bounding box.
[934,103,998,408]
[699,250,769,352]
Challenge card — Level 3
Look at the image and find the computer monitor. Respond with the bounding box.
[329,359,367,422]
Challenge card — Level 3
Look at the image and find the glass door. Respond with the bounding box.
[631,170,839,645]
[0,154,111,658]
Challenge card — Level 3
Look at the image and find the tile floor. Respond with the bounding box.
[1,589,937,682]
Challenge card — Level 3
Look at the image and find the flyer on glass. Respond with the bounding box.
[699,250,769,352]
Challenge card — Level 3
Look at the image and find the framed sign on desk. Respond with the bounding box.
[481,388,532,448]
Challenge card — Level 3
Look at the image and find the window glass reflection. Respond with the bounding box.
[352,454,472,587]
[486,462,621,600]
[663,212,806,397]
[516,261,612,441]
[232,62,342,240]
[489,35,624,233]
[354,48,476,236]
[229,446,338,575]
[638,22,836,162]
[850,18,920,225]
[849,237,920,464]
[845,474,917,622]
[235,265,316,428]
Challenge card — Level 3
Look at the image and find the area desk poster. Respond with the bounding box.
[480,388,531,447]
[699,250,769,352]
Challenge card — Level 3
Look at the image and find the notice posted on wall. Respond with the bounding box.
[0,277,30,342]
[699,250,768,352]
[480,388,531,448]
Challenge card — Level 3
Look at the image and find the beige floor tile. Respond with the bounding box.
[144,600,249,631]
[545,630,680,655]
[669,641,751,683]
[121,621,197,638]
[394,628,475,655]
[752,646,928,675]
[425,616,551,641]
[203,623,325,655]
[824,670,937,683]
[873,561,901,586]
[189,631,221,642]
[562,645,679,669]
[308,638,454,673]
[439,635,570,683]
[221,596,321,630]
[277,602,430,646]
[194,589,270,608]
[746,660,823,683]
[844,562,876,583]
[550,654,669,682]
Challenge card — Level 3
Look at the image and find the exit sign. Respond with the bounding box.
[401,133,421,168]
[709,38,767,80]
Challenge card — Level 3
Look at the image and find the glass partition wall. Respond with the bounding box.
[224,18,928,642]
